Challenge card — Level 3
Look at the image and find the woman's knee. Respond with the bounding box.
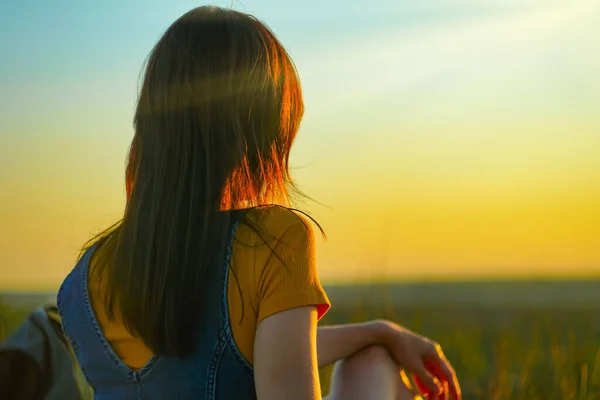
[327,345,417,400]
[348,345,393,365]
[333,345,395,375]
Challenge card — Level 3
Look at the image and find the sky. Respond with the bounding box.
[1,0,599,290]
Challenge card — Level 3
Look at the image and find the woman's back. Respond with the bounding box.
[57,207,329,399]
[53,5,463,399]
[52,5,323,397]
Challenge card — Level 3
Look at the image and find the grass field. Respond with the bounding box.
[320,304,600,399]
[2,281,600,399]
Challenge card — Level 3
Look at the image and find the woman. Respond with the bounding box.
[57,6,461,400]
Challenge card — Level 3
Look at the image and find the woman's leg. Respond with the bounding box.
[323,345,417,400]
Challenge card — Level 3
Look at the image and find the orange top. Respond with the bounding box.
[88,207,330,370]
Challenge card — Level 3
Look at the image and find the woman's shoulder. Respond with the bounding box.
[241,205,315,243]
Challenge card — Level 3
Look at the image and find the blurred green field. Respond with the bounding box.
[320,303,600,399]
[319,281,600,399]
[3,281,600,399]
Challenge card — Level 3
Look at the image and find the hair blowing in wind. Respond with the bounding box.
[86,6,305,357]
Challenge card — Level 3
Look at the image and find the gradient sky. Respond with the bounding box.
[1,0,599,290]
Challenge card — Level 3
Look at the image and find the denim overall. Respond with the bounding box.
[57,213,256,399]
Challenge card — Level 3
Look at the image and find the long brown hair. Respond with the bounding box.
[86,6,305,357]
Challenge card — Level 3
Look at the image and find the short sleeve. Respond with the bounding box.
[256,214,330,324]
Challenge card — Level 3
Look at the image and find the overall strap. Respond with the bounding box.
[57,246,135,384]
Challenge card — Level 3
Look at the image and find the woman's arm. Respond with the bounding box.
[254,306,322,400]
[317,320,461,399]
[255,310,461,400]
[316,321,386,369]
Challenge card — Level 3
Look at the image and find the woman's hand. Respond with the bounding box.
[374,320,461,400]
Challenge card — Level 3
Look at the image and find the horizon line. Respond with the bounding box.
[2,274,600,294]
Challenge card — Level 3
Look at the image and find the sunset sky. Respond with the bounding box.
[1,0,599,290]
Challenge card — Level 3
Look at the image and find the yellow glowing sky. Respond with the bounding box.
[1,0,599,290]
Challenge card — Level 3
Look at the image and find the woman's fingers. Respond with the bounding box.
[413,370,444,400]
[424,358,461,400]
[439,359,461,400]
